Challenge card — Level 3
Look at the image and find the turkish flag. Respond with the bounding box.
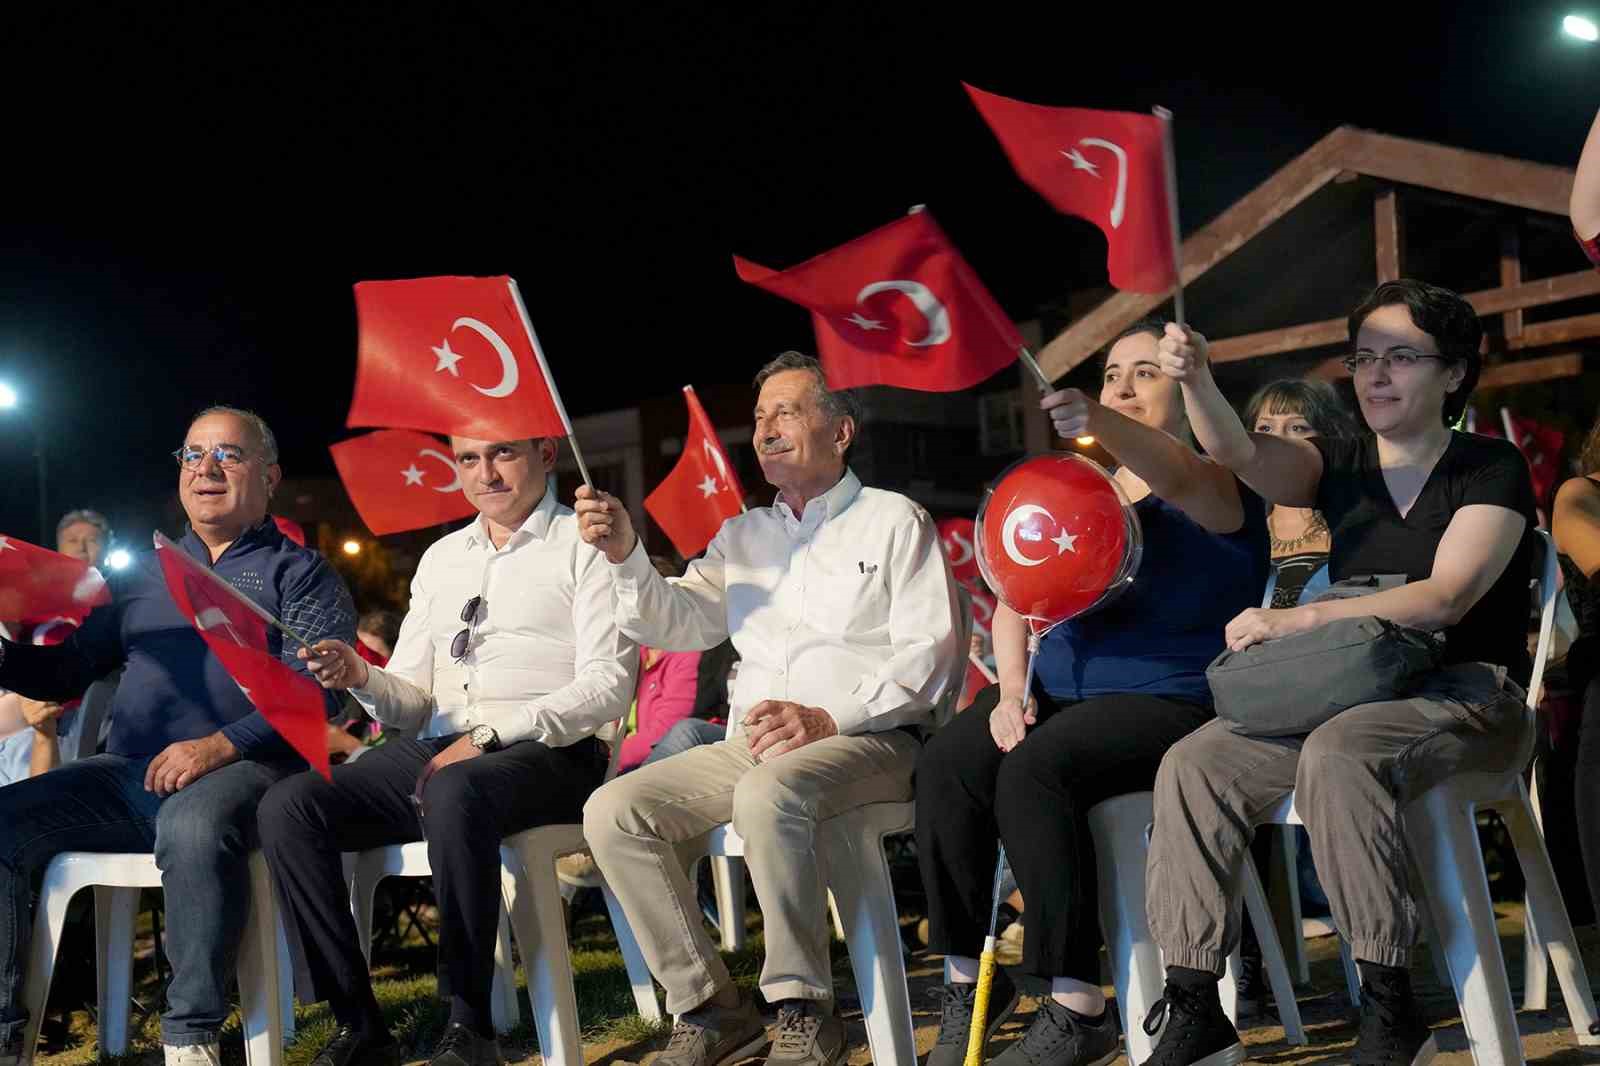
[154,533,331,779]
[734,210,1022,392]
[964,84,1177,293]
[937,517,981,591]
[347,275,570,442]
[0,535,110,625]
[959,655,997,714]
[645,386,746,558]
[1502,409,1566,508]
[331,429,478,536]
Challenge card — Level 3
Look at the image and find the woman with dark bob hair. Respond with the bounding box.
[1139,279,1538,1066]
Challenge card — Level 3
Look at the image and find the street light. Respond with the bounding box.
[0,380,47,543]
[342,539,362,556]
[1566,14,1599,41]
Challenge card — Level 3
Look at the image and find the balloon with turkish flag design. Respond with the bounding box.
[974,454,1141,633]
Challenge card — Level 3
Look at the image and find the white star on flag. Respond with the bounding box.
[1052,528,1078,555]
[844,312,887,331]
[401,464,425,486]
[698,475,720,499]
[1061,147,1100,177]
[432,339,463,376]
[0,537,14,553]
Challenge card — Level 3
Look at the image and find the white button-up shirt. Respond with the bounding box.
[611,469,960,736]
[353,491,636,746]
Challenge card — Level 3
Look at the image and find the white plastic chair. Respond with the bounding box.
[18,851,288,1066]
[1087,791,1308,1065]
[345,720,660,1065]
[1260,531,1599,1064]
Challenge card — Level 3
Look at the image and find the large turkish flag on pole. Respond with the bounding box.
[347,275,571,442]
[331,429,478,536]
[964,84,1177,294]
[734,210,1023,392]
[644,386,746,558]
[154,533,332,778]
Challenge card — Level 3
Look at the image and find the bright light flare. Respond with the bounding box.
[105,549,132,571]
[0,383,17,410]
[1075,435,1096,446]
[1565,14,1599,41]
[342,540,362,556]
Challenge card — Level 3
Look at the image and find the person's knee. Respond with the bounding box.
[256,774,329,846]
[582,777,641,857]
[730,767,808,841]
[155,800,246,870]
[1295,725,1365,793]
[418,765,484,837]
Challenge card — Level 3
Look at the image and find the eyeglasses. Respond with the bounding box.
[173,444,251,469]
[450,596,483,662]
[1340,350,1448,374]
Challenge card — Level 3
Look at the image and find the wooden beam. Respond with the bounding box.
[1310,351,1585,388]
[1035,127,1355,380]
[1375,188,1402,282]
[1499,225,1523,340]
[1337,128,1574,217]
[1507,312,1600,350]
[1206,269,1600,363]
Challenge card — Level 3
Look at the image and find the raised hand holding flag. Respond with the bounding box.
[154,533,332,778]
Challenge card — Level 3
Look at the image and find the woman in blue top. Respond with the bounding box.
[915,318,1269,1066]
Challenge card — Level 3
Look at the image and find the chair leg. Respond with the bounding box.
[709,856,745,952]
[19,869,82,1066]
[820,817,917,1066]
[1239,852,1306,1045]
[1337,937,1361,1007]
[600,880,662,1022]
[1405,787,1524,1066]
[1086,794,1163,1065]
[237,854,286,1066]
[351,864,381,966]
[93,885,139,1056]
[1268,826,1310,985]
[1496,787,1600,1044]
[500,854,583,1066]
[489,910,522,1036]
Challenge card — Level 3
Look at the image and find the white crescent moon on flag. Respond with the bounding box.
[1000,504,1055,568]
[945,528,974,567]
[856,280,952,347]
[1078,138,1129,229]
[702,438,731,486]
[451,316,520,398]
[418,448,464,493]
[195,606,246,646]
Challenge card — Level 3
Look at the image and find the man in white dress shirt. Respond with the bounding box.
[575,352,961,1066]
[258,436,636,1066]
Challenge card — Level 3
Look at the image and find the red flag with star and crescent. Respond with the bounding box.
[964,84,1176,294]
[347,275,570,442]
[734,210,1023,392]
[0,535,110,625]
[645,386,747,558]
[154,533,332,779]
[331,429,478,536]
[1501,409,1566,509]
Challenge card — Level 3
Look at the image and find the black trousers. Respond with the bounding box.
[1572,647,1600,923]
[258,733,607,1028]
[916,684,1212,982]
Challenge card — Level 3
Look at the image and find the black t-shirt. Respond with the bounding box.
[1311,432,1537,681]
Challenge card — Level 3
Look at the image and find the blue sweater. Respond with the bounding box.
[0,519,356,759]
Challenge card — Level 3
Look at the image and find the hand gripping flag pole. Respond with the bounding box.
[964,626,1043,1066]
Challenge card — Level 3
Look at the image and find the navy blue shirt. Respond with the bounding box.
[1034,478,1269,704]
[0,519,356,759]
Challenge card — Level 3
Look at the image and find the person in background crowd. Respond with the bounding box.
[1554,418,1600,930]
[1574,106,1600,267]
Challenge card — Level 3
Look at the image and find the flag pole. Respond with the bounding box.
[506,278,594,490]
[1153,106,1186,327]
[153,532,316,649]
[684,384,746,513]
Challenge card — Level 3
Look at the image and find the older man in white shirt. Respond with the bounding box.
[575,352,961,1066]
[258,436,636,1066]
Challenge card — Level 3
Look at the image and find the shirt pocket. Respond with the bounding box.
[804,566,891,638]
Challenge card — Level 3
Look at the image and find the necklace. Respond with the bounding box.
[1268,510,1328,553]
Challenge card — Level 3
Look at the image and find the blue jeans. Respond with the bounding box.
[640,718,725,767]
[0,752,297,1046]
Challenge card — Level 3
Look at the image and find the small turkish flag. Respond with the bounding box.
[0,535,110,625]
[645,386,746,558]
[1501,409,1566,508]
[937,517,981,591]
[734,210,1022,392]
[154,533,332,779]
[964,84,1177,293]
[331,429,478,536]
[348,275,570,442]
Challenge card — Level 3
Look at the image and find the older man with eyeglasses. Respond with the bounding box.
[257,435,636,1066]
[0,406,357,1066]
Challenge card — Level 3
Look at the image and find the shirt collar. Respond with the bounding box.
[179,516,277,566]
[463,488,558,551]
[774,468,861,534]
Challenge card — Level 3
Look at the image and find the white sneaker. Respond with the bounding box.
[164,1042,221,1066]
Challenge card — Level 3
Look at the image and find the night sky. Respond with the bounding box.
[2,3,1597,547]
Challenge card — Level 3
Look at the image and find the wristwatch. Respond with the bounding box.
[468,724,500,752]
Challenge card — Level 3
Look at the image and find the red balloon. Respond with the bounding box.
[975,454,1141,629]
